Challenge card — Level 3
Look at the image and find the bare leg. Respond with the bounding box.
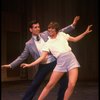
[64,68,78,100]
[38,71,64,100]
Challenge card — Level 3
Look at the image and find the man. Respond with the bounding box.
[2,16,80,100]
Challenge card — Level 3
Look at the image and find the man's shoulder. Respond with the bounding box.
[40,31,49,36]
[26,38,33,45]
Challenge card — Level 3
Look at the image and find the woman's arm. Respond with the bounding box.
[68,25,92,42]
[20,51,48,68]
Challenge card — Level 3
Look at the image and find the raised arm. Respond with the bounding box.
[72,16,80,27]
[20,51,48,68]
[68,25,93,42]
[41,16,80,35]
[60,16,80,33]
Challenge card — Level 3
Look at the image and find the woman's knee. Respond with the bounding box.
[68,82,76,90]
[46,81,55,89]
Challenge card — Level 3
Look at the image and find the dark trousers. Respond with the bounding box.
[22,60,68,100]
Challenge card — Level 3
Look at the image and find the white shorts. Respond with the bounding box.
[53,51,80,72]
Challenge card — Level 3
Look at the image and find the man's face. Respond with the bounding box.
[29,23,40,36]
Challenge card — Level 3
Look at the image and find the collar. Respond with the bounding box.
[32,35,40,41]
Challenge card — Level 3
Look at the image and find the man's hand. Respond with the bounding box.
[1,64,11,68]
[72,16,80,26]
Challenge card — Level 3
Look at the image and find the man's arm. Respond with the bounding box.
[41,16,80,35]
[1,44,29,69]
[59,16,80,33]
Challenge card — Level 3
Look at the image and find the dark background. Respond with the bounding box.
[1,0,99,82]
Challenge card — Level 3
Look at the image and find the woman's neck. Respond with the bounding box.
[51,34,57,39]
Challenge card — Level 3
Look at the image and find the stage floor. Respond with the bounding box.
[1,80,99,100]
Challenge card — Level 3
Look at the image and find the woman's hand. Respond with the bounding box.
[84,25,93,35]
[20,63,31,68]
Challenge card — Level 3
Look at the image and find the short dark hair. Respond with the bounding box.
[28,20,39,28]
[48,21,60,32]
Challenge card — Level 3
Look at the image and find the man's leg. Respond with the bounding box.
[57,73,68,100]
[22,61,56,100]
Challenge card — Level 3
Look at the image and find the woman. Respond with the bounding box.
[21,22,92,100]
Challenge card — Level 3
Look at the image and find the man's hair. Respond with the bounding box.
[28,20,39,28]
[48,21,60,32]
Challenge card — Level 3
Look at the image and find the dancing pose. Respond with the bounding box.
[2,16,80,100]
[21,22,92,100]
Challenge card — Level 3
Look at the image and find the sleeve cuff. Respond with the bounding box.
[9,64,12,68]
[71,24,75,29]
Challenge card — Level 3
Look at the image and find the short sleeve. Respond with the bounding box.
[59,32,70,40]
[42,42,50,52]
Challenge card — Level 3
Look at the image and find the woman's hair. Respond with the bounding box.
[48,21,60,32]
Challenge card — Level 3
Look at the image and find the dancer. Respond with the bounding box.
[1,16,80,100]
[21,22,92,100]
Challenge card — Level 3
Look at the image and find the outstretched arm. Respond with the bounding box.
[60,16,80,33]
[1,64,11,68]
[72,16,80,27]
[68,25,93,42]
[20,51,48,68]
[1,44,30,69]
[41,16,80,36]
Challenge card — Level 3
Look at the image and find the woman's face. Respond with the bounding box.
[48,28,57,37]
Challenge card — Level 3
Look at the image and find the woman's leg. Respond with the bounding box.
[57,73,68,100]
[64,68,78,100]
[38,71,64,100]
